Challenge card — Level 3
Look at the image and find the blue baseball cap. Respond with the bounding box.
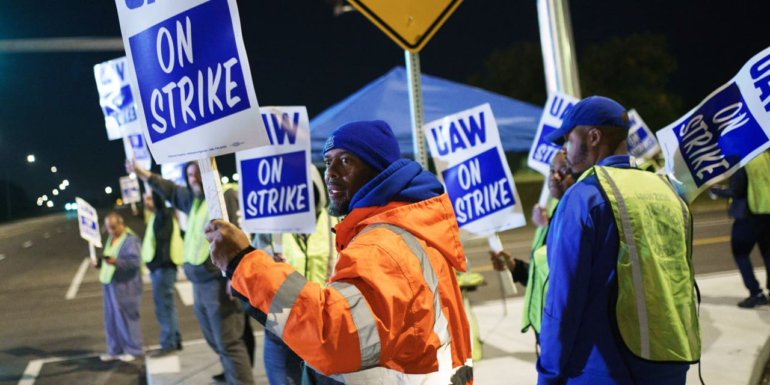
[544,96,631,145]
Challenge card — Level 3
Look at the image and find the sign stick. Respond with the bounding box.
[538,181,551,208]
[488,233,516,317]
[198,157,229,223]
[88,242,97,264]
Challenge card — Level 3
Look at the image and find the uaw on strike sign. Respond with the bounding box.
[115,0,269,164]
[236,107,315,234]
[657,46,770,203]
[528,92,580,175]
[94,56,141,141]
[424,104,525,236]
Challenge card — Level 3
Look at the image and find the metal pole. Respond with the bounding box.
[538,0,581,98]
[405,51,428,169]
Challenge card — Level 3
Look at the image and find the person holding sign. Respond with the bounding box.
[141,190,184,356]
[205,121,473,384]
[127,159,254,385]
[493,150,575,339]
[709,150,770,308]
[95,212,144,362]
[537,97,700,384]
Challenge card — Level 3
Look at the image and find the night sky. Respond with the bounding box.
[0,1,768,219]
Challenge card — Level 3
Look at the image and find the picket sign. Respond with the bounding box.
[94,56,141,141]
[626,109,660,163]
[76,197,101,263]
[424,104,525,302]
[115,0,271,222]
[236,107,315,234]
[657,46,770,203]
[528,92,580,207]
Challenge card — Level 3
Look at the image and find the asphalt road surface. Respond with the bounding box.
[0,203,764,385]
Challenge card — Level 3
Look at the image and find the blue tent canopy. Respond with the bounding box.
[310,66,542,163]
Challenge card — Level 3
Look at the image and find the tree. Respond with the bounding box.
[467,42,547,106]
[579,33,683,131]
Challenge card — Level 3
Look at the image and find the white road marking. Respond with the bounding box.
[175,281,194,306]
[17,353,98,385]
[146,355,181,374]
[22,241,33,248]
[65,258,91,300]
[0,254,6,261]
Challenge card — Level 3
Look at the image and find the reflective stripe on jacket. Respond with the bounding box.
[231,195,473,384]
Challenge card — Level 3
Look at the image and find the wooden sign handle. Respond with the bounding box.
[198,157,229,223]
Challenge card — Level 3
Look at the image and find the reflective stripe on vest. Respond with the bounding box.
[183,198,210,266]
[591,166,700,362]
[746,150,770,215]
[100,228,134,284]
[142,214,185,265]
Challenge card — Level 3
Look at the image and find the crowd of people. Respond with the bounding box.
[91,95,770,385]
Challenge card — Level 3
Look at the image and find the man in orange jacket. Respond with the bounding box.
[206,120,473,384]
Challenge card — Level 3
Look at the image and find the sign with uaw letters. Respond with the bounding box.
[626,109,660,163]
[657,46,770,203]
[120,176,142,204]
[528,92,580,175]
[424,104,525,235]
[114,0,269,164]
[123,132,152,170]
[236,107,315,234]
[94,56,141,141]
[76,197,102,248]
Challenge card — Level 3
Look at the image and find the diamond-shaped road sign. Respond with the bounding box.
[348,0,464,52]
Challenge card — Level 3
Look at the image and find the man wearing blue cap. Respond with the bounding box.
[537,96,700,384]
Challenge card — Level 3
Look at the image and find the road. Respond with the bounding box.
[0,204,764,385]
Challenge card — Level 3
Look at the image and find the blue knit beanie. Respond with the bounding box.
[322,120,401,172]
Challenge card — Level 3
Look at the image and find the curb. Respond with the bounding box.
[749,333,770,385]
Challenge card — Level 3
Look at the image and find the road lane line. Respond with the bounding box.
[66,258,90,300]
[17,359,43,385]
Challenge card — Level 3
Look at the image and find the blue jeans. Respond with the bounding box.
[732,216,770,296]
[150,267,181,350]
[264,330,303,385]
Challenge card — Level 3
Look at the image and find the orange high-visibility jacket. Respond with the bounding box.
[230,194,473,384]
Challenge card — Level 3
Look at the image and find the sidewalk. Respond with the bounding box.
[147,270,770,384]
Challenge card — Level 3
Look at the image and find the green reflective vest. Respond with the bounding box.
[184,198,211,266]
[100,227,137,284]
[281,210,337,285]
[142,214,184,266]
[588,166,700,362]
[746,150,770,215]
[521,197,558,334]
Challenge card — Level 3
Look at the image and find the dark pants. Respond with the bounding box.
[264,330,303,385]
[732,215,770,296]
[150,267,181,350]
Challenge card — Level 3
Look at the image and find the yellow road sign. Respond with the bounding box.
[348,0,464,53]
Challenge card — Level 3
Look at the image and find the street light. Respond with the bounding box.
[59,184,65,190]
[46,201,53,208]
[42,195,48,201]
[37,199,43,206]
[27,155,35,163]
[51,166,57,173]
[232,173,240,182]
[221,176,230,184]
[63,180,69,186]
[52,189,59,196]
[105,186,112,194]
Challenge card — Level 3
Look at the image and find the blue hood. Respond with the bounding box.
[349,159,444,210]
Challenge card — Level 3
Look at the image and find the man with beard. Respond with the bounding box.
[536,96,700,384]
[204,120,474,384]
[127,160,254,385]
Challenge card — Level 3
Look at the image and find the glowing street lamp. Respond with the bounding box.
[42,195,48,201]
[221,176,230,184]
[232,173,240,182]
[105,186,113,194]
[52,189,59,196]
[46,201,53,208]
[51,166,57,173]
[63,180,69,186]
[27,155,35,163]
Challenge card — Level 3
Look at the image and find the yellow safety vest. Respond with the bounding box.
[183,198,210,266]
[281,210,338,285]
[142,213,184,266]
[588,166,700,362]
[521,197,558,334]
[746,150,770,215]
[100,228,136,284]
